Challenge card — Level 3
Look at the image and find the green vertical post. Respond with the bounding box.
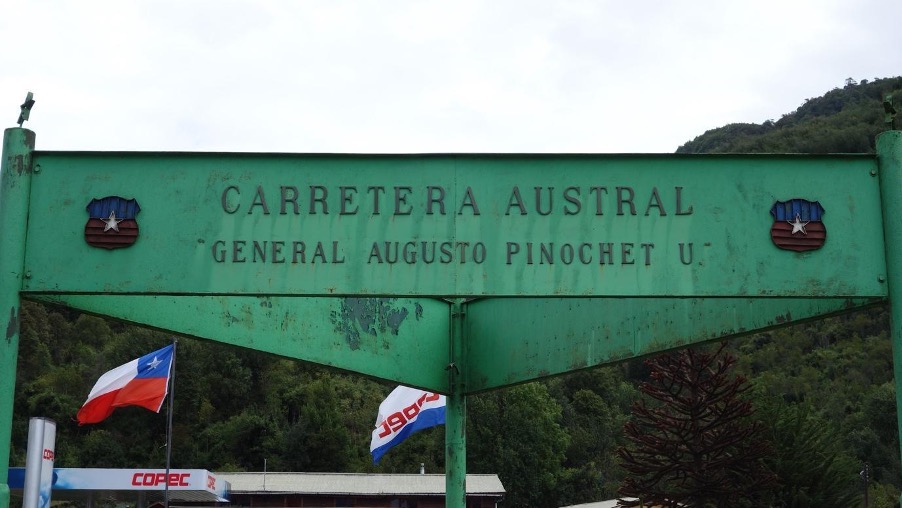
[0,127,35,508]
[445,299,467,508]
[877,130,902,505]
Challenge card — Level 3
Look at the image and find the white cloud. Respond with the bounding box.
[1,0,899,153]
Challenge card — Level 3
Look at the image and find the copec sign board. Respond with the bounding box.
[21,152,885,298]
[7,468,228,500]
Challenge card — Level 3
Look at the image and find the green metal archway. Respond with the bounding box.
[2,127,902,507]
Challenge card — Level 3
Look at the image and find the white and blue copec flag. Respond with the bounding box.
[370,386,446,464]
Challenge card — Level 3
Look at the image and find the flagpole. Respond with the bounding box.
[164,339,177,508]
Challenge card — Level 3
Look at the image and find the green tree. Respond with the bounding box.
[550,368,638,504]
[76,430,129,468]
[677,76,902,155]
[281,378,353,472]
[469,383,570,508]
[197,411,277,470]
[754,400,859,507]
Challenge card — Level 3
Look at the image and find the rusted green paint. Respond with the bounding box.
[330,298,418,350]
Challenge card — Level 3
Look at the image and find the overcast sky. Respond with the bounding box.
[2,0,899,154]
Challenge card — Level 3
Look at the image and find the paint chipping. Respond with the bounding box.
[222,310,241,326]
[14,155,27,176]
[6,306,19,343]
[330,298,410,351]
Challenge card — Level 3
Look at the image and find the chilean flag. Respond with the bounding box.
[370,386,446,464]
[76,345,174,425]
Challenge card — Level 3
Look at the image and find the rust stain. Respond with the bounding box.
[6,306,19,344]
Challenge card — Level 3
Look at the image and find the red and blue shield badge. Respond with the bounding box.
[770,199,826,252]
[85,196,141,249]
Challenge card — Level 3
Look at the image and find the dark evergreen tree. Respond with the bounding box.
[617,344,774,507]
[754,400,859,507]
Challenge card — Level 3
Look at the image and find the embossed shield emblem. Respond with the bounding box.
[85,196,141,249]
[770,199,826,252]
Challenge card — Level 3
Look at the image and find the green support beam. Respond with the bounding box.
[877,130,902,505]
[0,128,35,508]
[445,299,467,508]
[464,296,884,392]
[31,295,452,392]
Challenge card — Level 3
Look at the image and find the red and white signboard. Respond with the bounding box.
[7,468,228,502]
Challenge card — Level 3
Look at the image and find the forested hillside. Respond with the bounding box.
[678,76,901,154]
[10,76,902,508]
[677,75,902,507]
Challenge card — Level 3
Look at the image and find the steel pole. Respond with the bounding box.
[445,299,467,508]
[0,127,36,508]
[877,130,902,506]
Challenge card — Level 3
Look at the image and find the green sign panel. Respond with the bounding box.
[21,152,886,298]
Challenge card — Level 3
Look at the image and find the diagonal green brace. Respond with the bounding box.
[877,130,902,506]
[0,128,36,508]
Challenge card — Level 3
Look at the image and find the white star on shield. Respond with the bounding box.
[103,211,123,232]
[787,213,809,235]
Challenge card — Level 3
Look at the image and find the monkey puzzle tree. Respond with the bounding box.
[616,344,774,507]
